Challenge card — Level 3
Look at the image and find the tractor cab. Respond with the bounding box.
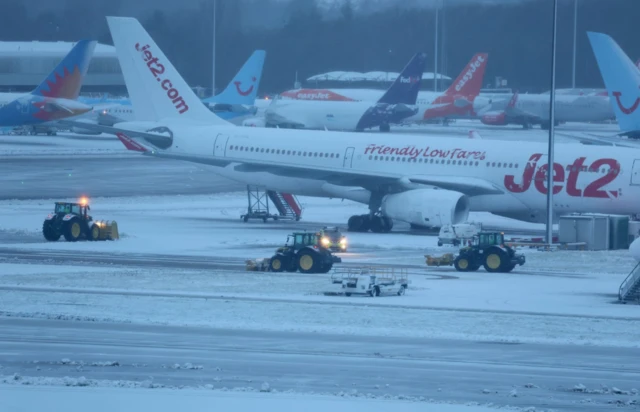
[473,232,504,247]
[54,198,91,221]
[286,232,321,250]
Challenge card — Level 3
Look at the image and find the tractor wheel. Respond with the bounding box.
[454,256,471,272]
[63,218,83,242]
[296,250,318,274]
[469,264,481,272]
[483,248,506,273]
[89,224,100,241]
[269,255,286,272]
[42,220,60,241]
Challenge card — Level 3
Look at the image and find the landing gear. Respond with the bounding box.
[347,191,393,233]
[347,214,393,233]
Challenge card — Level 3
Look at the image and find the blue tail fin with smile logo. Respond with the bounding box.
[588,31,640,135]
[204,50,266,106]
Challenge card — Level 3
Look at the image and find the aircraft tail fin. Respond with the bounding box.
[204,50,266,105]
[587,32,640,133]
[106,16,229,125]
[32,39,97,100]
[443,53,489,97]
[377,52,427,105]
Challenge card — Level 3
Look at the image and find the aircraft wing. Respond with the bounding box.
[58,119,172,148]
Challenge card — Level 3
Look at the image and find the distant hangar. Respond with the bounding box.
[0,41,125,94]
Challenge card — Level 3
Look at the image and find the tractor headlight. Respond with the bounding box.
[321,237,330,246]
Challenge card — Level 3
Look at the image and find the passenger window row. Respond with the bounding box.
[228,145,340,159]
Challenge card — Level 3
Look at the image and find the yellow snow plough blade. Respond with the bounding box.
[93,220,119,240]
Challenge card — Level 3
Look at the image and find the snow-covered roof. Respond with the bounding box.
[0,41,116,57]
[307,71,451,82]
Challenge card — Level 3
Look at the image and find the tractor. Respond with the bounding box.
[453,232,525,273]
[42,198,118,242]
[269,231,342,274]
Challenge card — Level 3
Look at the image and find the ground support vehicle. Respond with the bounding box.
[453,232,525,273]
[318,226,348,252]
[331,267,409,297]
[42,199,118,242]
[267,231,341,273]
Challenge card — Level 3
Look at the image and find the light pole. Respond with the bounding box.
[212,0,217,97]
[572,0,578,89]
[434,2,439,92]
[546,0,559,246]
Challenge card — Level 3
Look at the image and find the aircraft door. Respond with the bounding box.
[631,160,640,186]
[213,134,229,157]
[343,147,355,168]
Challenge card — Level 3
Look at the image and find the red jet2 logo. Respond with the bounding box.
[234,77,256,96]
[504,154,621,198]
[135,43,189,114]
[612,90,640,115]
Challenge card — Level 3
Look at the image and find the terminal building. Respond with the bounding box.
[0,41,126,95]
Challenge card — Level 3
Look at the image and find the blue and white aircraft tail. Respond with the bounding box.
[587,31,640,138]
[203,50,266,106]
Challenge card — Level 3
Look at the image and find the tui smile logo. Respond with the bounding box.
[612,90,640,115]
[234,77,256,96]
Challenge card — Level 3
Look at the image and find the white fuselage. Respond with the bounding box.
[486,93,614,123]
[280,88,491,124]
[266,99,377,130]
[147,120,640,223]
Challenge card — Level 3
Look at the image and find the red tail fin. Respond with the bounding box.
[444,53,488,97]
[116,132,148,152]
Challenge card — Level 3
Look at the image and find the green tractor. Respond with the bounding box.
[269,231,342,274]
[42,199,119,242]
[453,232,525,273]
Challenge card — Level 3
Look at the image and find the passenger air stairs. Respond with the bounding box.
[267,191,302,221]
[619,263,640,303]
[241,185,302,222]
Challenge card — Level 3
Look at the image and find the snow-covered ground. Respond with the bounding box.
[0,384,518,412]
[0,133,125,156]
[0,193,638,348]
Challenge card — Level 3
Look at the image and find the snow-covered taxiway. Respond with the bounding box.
[1,128,639,411]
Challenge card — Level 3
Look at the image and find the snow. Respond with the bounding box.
[0,193,547,258]
[0,381,527,412]
[0,133,125,156]
[1,193,639,347]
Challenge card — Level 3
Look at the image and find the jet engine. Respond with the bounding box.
[480,112,508,126]
[381,188,470,228]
